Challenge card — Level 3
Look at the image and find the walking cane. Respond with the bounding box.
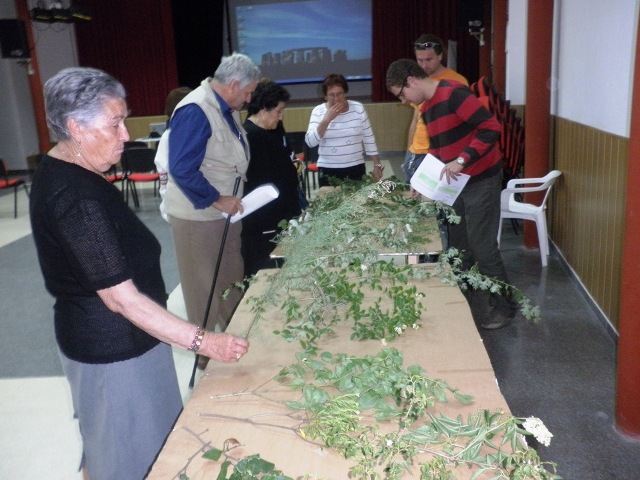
[189,176,242,388]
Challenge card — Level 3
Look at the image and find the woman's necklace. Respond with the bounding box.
[54,144,82,165]
[53,143,109,180]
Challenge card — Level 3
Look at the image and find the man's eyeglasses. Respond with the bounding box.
[414,41,441,50]
[396,83,406,100]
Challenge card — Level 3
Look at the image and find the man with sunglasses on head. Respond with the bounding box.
[386,59,517,331]
[403,34,468,182]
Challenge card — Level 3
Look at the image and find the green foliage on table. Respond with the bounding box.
[271,259,426,352]
[273,348,561,480]
[277,348,473,426]
[186,347,560,480]
[179,448,293,480]
[244,180,540,352]
[192,180,556,480]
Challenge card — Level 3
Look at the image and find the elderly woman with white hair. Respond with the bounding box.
[30,67,249,479]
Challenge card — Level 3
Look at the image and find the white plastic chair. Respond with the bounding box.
[497,170,562,267]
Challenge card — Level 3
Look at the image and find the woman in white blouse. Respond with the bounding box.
[305,73,383,186]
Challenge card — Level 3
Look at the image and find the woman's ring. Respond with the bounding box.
[236,353,241,360]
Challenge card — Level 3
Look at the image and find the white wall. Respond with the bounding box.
[0,0,37,170]
[554,0,638,137]
[0,60,39,170]
[0,0,77,170]
[505,0,527,105]
[30,21,78,89]
[506,0,638,138]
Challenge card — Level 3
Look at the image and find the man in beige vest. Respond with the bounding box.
[165,53,260,338]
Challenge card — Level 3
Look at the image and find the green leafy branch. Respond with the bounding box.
[269,259,426,352]
[185,347,559,480]
[436,248,541,322]
[260,180,444,294]
[273,348,559,480]
[409,410,561,480]
[243,181,540,350]
[180,440,294,480]
[276,348,472,426]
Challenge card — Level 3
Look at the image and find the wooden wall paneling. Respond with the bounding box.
[594,133,626,326]
[586,128,597,291]
[599,132,613,315]
[602,132,617,315]
[569,121,582,268]
[583,128,604,321]
[124,103,414,156]
[595,131,608,312]
[580,123,592,276]
[124,116,168,141]
[282,103,413,152]
[574,123,586,274]
[551,117,627,329]
[603,138,615,319]
[366,102,414,152]
[610,136,627,325]
[282,108,312,133]
[566,121,579,262]
[551,119,566,248]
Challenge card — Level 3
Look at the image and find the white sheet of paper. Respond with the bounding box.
[410,153,470,206]
[222,183,280,223]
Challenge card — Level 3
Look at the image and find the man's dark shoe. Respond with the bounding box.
[481,312,512,330]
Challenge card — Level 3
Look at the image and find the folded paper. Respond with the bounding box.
[222,183,280,223]
[410,154,469,206]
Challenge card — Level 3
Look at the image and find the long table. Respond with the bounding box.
[148,271,510,479]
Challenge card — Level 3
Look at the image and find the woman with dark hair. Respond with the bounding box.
[305,73,383,186]
[242,80,303,277]
[30,67,249,479]
[164,86,193,117]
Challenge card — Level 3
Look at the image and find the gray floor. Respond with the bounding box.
[490,223,640,479]
[2,168,640,479]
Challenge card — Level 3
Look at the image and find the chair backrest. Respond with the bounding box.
[503,115,525,182]
[505,170,562,210]
[537,170,562,206]
[0,158,8,180]
[527,170,561,213]
[121,148,157,174]
[124,140,149,150]
[472,75,492,98]
[285,131,306,156]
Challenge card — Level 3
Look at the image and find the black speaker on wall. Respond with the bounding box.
[457,0,485,29]
[0,19,30,59]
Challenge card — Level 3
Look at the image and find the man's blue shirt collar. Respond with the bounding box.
[212,89,233,115]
